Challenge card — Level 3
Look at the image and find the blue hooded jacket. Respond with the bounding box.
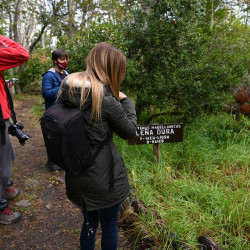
[42,68,69,109]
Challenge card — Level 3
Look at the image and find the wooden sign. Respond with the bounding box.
[129,123,183,145]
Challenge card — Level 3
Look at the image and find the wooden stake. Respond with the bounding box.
[153,143,160,163]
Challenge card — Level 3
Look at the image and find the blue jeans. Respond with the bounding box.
[80,202,121,250]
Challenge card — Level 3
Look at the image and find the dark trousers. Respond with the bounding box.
[0,120,15,210]
[80,202,121,250]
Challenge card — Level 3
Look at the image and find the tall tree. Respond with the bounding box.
[67,0,76,39]
[13,0,22,42]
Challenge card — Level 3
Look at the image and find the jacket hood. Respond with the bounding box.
[42,68,69,77]
[42,68,55,77]
[58,80,114,112]
[58,80,94,110]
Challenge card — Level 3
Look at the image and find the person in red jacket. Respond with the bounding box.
[0,35,30,224]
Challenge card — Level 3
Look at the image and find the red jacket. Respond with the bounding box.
[0,35,30,119]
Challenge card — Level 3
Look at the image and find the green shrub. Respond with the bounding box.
[21,48,52,92]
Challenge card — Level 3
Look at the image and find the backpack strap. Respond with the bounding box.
[92,132,112,159]
[63,69,69,76]
[4,80,17,124]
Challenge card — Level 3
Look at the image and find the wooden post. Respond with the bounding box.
[153,143,160,163]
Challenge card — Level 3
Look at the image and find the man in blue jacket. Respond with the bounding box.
[42,48,69,170]
[42,48,69,109]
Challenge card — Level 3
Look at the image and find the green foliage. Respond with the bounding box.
[20,0,249,123]
[0,28,5,35]
[21,48,52,91]
[122,0,249,119]
[116,112,250,249]
[58,19,127,73]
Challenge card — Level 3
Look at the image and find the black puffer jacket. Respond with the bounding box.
[59,81,137,211]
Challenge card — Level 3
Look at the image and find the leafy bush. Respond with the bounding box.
[122,0,249,120]
[57,20,126,74]
[21,48,52,92]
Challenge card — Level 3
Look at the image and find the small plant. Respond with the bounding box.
[25,194,38,201]
[49,176,56,182]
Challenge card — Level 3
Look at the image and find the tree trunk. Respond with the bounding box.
[135,95,144,119]
[13,0,22,43]
[210,0,214,30]
[67,0,76,40]
[8,12,13,39]
[41,33,45,49]
[125,0,129,14]
[7,8,16,95]
[12,0,23,94]
[28,23,48,53]
[24,11,37,49]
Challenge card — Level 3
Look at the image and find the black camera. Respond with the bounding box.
[5,78,19,88]
[8,122,30,146]
[5,78,19,84]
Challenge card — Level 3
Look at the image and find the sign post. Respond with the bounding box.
[153,143,161,163]
[129,123,183,163]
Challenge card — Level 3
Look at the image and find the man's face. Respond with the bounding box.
[54,56,67,65]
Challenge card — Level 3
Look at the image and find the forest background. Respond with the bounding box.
[0,0,249,249]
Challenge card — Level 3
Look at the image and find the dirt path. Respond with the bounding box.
[0,96,131,250]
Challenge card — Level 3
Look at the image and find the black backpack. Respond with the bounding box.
[40,103,110,175]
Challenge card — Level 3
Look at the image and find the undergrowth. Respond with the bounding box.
[116,113,249,249]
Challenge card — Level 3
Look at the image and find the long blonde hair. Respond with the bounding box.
[62,42,126,121]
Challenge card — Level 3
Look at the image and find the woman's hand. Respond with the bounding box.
[119,91,127,100]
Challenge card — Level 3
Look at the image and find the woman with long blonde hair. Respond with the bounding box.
[58,42,137,249]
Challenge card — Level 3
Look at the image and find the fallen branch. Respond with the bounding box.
[198,236,221,250]
[120,193,191,250]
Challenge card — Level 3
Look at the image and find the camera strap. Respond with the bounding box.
[0,103,6,144]
[4,78,17,124]
[0,75,17,144]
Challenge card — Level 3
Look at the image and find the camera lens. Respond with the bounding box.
[15,129,30,145]
[8,123,30,145]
